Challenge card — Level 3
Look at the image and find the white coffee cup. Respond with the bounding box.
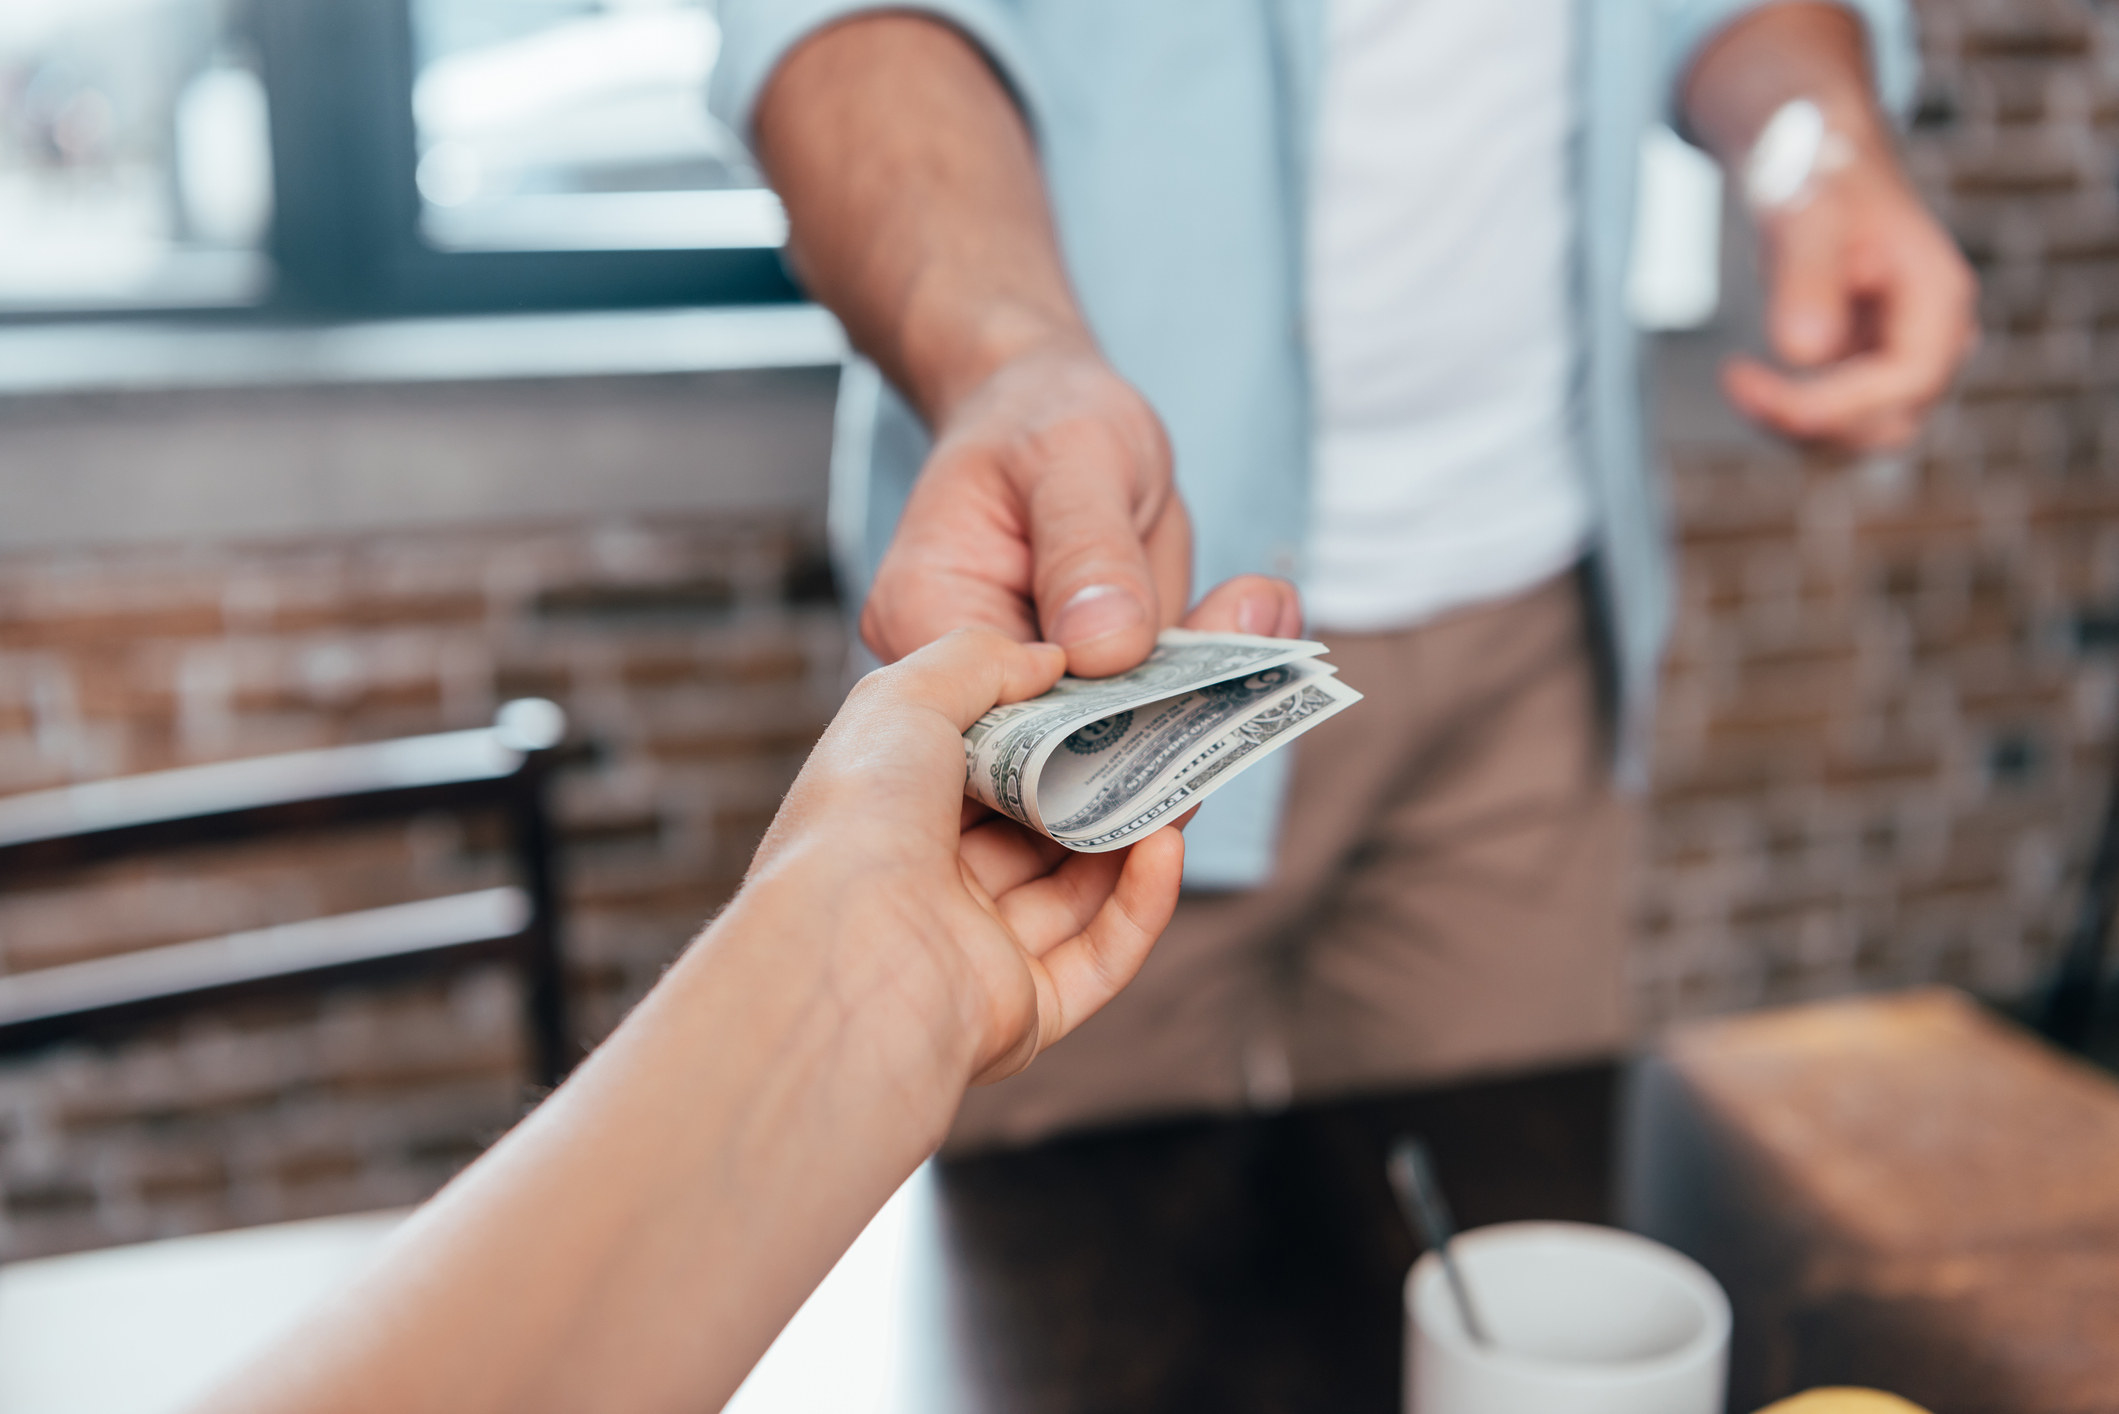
[1404,1221,1729,1414]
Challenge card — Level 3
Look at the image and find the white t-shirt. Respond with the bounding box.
[1303,0,1589,633]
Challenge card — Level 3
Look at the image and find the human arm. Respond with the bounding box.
[1681,1,1977,450]
[196,630,1186,1414]
[753,15,1300,677]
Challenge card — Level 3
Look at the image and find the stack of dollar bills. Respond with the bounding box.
[964,630,1362,853]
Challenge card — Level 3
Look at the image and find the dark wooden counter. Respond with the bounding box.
[734,1063,1615,1414]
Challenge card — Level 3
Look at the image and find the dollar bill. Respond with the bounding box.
[964,630,1363,852]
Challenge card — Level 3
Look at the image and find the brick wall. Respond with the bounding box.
[4,0,2118,1262]
[1635,0,2119,1021]
[0,517,848,1258]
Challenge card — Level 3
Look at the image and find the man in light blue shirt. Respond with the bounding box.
[712,1,1975,1146]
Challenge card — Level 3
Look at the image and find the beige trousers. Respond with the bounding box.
[948,573,1637,1152]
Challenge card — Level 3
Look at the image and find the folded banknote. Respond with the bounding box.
[963,630,1362,852]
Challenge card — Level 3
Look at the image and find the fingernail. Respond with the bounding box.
[1236,593,1278,636]
[1052,584,1145,647]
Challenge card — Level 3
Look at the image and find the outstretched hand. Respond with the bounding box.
[197,630,1191,1414]
[748,627,1187,1085]
[860,344,1303,680]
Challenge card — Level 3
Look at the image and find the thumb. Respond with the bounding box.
[1025,436,1169,679]
[1767,211,1851,369]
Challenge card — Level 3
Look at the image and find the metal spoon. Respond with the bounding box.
[1387,1135,1494,1348]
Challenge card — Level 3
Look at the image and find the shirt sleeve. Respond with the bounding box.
[710,0,1044,142]
[1658,0,1920,128]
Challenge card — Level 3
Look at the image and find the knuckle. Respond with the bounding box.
[942,624,1011,660]
[923,435,999,483]
[840,667,899,721]
[992,396,1170,495]
[857,599,893,657]
[1010,414,1135,481]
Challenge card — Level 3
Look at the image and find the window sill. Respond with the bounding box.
[0,306,850,551]
[0,304,845,398]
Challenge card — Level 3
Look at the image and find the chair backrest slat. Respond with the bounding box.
[0,887,532,1056]
[0,701,575,1083]
[0,728,540,874]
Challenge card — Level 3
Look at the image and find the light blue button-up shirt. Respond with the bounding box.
[714,0,1916,886]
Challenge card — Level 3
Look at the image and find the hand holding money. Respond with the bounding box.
[964,631,1362,852]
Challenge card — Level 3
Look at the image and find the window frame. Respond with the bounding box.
[1,0,799,324]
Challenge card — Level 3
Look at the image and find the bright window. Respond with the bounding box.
[410,0,784,252]
[0,0,273,311]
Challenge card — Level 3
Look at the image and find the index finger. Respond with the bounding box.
[862,560,1039,665]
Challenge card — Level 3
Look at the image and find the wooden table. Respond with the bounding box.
[32,1000,2109,1414]
[1625,990,2119,1413]
[731,1063,1616,1414]
[0,1064,1612,1414]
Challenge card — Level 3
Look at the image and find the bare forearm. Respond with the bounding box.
[755,15,1091,425]
[204,879,967,1414]
[1681,2,1889,167]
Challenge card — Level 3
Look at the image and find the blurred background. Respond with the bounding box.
[0,0,2111,1274]
[0,0,782,310]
